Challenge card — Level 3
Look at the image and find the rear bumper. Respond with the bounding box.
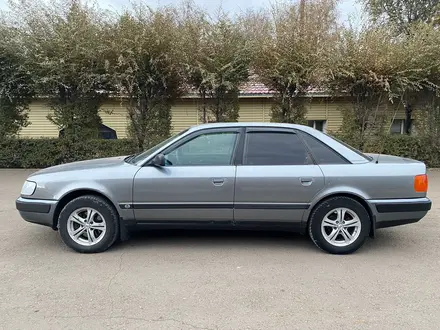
[16,197,58,229]
[369,198,432,229]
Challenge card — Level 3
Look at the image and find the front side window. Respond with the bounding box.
[243,132,311,165]
[164,132,238,166]
[130,129,190,165]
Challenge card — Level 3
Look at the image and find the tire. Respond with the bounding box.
[58,195,119,253]
[308,196,371,254]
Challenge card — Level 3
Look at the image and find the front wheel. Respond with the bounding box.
[308,197,371,254]
[58,195,119,253]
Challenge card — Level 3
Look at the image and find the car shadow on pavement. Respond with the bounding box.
[114,229,316,252]
[112,227,413,254]
[361,229,414,253]
[24,225,413,255]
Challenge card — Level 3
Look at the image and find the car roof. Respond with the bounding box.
[185,122,370,164]
[187,122,328,139]
[188,122,304,131]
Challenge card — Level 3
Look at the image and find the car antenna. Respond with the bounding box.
[376,107,399,164]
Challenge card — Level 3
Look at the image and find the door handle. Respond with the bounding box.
[212,178,225,186]
[300,178,313,186]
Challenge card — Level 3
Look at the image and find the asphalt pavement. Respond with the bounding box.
[1,169,439,330]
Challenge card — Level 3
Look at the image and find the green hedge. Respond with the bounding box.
[336,134,440,168]
[0,135,439,168]
[0,138,139,168]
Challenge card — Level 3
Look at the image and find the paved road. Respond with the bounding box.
[0,170,439,330]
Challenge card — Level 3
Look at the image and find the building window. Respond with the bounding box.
[390,119,404,134]
[307,120,327,132]
[98,124,118,139]
[59,124,117,139]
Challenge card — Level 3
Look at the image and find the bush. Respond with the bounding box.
[334,133,440,168]
[0,138,139,168]
[1,135,439,168]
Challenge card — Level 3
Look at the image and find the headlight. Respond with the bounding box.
[21,181,37,196]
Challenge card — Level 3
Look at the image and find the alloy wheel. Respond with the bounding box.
[66,207,107,246]
[321,207,362,247]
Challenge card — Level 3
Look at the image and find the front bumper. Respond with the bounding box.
[16,197,58,229]
[369,197,432,229]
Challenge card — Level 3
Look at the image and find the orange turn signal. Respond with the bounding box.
[414,174,428,193]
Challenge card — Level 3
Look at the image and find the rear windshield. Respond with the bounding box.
[324,134,373,161]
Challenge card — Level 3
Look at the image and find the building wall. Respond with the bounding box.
[20,100,59,138]
[18,96,406,138]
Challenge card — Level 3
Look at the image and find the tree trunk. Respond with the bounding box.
[299,0,306,26]
[202,91,207,123]
[404,103,412,134]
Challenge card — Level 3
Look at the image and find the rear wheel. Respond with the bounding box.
[58,195,119,253]
[308,197,371,254]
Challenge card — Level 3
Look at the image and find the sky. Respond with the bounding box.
[100,0,363,23]
[0,0,363,24]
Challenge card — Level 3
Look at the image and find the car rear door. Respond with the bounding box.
[234,127,325,228]
[132,128,241,224]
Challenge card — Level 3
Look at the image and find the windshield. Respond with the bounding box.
[324,133,373,161]
[128,129,190,165]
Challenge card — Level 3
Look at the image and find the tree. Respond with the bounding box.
[363,0,440,133]
[8,0,111,140]
[363,0,440,32]
[0,23,35,138]
[106,4,185,149]
[251,0,339,124]
[180,5,251,123]
[329,22,440,148]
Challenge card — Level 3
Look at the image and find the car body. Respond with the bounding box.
[16,122,432,254]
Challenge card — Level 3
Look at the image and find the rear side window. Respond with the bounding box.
[243,132,312,165]
[299,132,349,164]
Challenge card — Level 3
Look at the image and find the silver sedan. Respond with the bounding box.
[16,123,432,254]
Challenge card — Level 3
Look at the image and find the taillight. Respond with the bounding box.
[414,174,428,193]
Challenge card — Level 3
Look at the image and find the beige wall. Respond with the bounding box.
[20,100,59,138]
[18,96,406,138]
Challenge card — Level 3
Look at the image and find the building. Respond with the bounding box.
[18,81,407,139]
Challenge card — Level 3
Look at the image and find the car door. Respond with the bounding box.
[132,128,241,224]
[234,128,325,227]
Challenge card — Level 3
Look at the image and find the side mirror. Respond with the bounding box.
[151,154,166,167]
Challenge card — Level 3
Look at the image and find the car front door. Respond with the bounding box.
[234,128,325,228]
[132,128,241,224]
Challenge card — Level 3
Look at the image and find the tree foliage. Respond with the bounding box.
[106,4,185,149]
[1,0,440,157]
[180,4,251,123]
[363,0,440,32]
[251,0,339,124]
[329,21,440,146]
[363,0,440,134]
[7,0,111,140]
[0,22,35,138]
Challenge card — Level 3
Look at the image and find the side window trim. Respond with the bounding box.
[151,127,242,167]
[296,130,351,164]
[232,127,246,166]
[241,128,315,166]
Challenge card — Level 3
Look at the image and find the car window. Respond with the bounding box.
[324,133,373,161]
[243,132,311,166]
[130,128,190,165]
[299,132,349,164]
[165,132,238,166]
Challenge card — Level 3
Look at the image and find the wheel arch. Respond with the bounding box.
[304,192,375,237]
[52,189,119,229]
